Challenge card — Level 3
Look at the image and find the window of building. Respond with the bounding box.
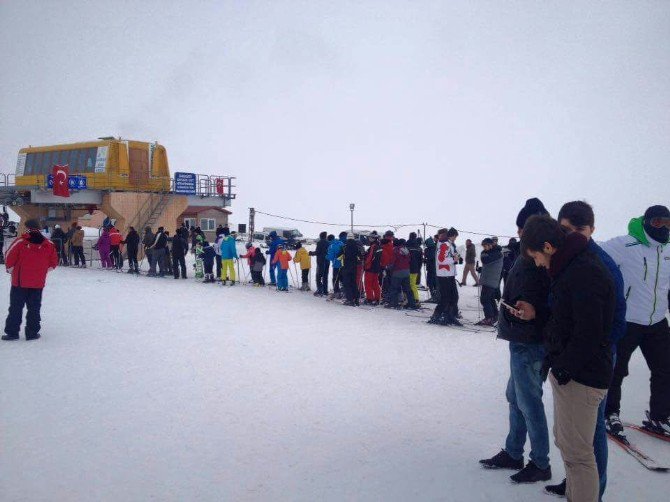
[200,218,215,231]
[183,218,196,229]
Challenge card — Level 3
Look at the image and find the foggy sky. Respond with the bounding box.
[1,1,668,240]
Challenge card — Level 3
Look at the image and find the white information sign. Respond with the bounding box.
[95,146,109,173]
[16,153,26,176]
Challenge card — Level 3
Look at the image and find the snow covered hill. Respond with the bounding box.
[0,266,667,501]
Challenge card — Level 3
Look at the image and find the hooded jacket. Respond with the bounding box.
[5,231,58,288]
[109,227,122,247]
[219,235,238,260]
[601,217,669,326]
[326,238,345,269]
[408,240,423,274]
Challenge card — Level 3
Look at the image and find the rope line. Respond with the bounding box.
[253,209,515,239]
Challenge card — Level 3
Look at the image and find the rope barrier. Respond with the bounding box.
[253,209,516,240]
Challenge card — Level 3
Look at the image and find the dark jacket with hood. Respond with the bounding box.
[544,233,615,389]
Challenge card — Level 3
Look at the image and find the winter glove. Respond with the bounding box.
[551,368,571,386]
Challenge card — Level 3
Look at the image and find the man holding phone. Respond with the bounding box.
[479,198,553,484]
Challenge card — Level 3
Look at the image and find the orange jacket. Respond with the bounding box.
[272,249,292,270]
[109,227,123,246]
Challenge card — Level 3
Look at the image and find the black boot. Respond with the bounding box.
[479,450,524,470]
[2,334,19,341]
[545,478,566,497]
[510,461,551,483]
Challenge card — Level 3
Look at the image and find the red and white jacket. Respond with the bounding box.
[436,239,457,278]
[5,231,58,288]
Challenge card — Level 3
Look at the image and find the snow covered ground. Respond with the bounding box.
[0,261,667,501]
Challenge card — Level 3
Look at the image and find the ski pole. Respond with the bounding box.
[236,258,241,284]
[293,262,300,290]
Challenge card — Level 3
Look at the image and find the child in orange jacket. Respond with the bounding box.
[272,244,292,291]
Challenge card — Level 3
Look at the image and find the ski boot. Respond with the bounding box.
[643,411,670,436]
[605,412,624,436]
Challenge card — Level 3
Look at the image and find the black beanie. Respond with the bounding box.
[643,205,670,244]
[25,218,40,230]
[319,231,327,239]
[516,198,549,229]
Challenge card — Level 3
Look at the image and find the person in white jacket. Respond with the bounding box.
[601,205,670,435]
[428,227,462,326]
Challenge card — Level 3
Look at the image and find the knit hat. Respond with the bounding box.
[245,242,252,249]
[384,230,394,237]
[446,227,458,238]
[25,218,40,230]
[339,231,348,240]
[319,231,327,239]
[222,227,230,236]
[516,198,549,229]
[346,232,355,240]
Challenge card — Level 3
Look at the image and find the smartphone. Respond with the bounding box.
[500,300,520,315]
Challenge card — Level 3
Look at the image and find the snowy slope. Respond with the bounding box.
[0,265,667,501]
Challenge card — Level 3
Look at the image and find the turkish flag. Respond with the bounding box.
[215,178,224,195]
[52,165,70,197]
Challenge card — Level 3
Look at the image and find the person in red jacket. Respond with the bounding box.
[109,226,123,270]
[380,230,395,303]
[3,218,58,341]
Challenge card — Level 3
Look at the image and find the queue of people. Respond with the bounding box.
[3,200,669,502]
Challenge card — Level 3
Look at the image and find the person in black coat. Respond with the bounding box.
[309,231,331,296]
[123,227,140,273]
[340,234,362,306]
[521,215,615,502]
[171,228,188,279]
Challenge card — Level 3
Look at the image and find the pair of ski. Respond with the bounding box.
[608,423,669,471]
[405,311,495,333]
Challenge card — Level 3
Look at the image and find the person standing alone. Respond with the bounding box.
[3,218,58,341]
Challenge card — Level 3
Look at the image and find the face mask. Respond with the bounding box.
[644,217,670,244]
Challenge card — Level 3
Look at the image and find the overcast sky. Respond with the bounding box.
[1,1,668,240]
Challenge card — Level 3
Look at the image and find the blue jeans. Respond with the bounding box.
[277,269,288,290]
[505,341,550,470]
[594,353,615,500]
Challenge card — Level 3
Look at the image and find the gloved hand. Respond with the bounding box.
[551,368,571,386]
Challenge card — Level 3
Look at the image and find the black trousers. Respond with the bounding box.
[251,270,265,285]
[173,256,187,278]
[301,269,309,285]
[72,246,86,266]
[215,255,222,278]
[381,269,392,301]
[426,265,440,299]
[4,286,43,337]
[480,285,498,320]
[432,276,459,320]
[110,245,121,269]
[316,260,329,294]
[606,319,670,420]
[127,249,138,270]
[332,267,342,293]
[341,268,358,303]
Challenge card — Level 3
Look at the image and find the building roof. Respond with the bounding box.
[180,206,232,216]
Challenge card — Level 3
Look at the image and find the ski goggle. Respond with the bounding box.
[647,217,670,229]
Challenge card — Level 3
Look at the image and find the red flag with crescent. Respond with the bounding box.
[53,165,70,197]
[216,178,224,195]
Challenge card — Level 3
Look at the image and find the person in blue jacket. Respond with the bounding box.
[326,232,347,295]
[219,227,239,285]
[544,201,626,499]
[265,231,285,286]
